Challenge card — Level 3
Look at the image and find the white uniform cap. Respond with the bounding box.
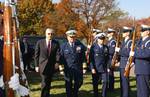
[92,29,102,33]
[66,30,77,36]
[122,26,132,32]
[95,32,106,39]
[107,28,116,33]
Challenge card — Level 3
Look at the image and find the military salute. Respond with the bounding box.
[131,24,150,97]
[106,28,116,91]
[60,29,86,97]
[116,26,133,97]
[89,32,109,97]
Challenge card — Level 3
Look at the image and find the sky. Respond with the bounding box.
[117,0,150,19]
[0,0,150,19]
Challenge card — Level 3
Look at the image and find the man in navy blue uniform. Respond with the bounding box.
[106,28,116,91]
[86,29,102,68]
[131,24,150,97]
[115,26,132,97]
[89,33,109,97]
[60,29,86,97]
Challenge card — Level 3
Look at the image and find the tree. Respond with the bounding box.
[17,0,54,35]
[71,0,125,28]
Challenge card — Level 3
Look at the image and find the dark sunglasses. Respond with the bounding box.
[47,33,53,35]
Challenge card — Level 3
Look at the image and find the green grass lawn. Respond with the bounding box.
[26,71,137,97]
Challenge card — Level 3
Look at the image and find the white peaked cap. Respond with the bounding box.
[107,28,115,32]
[66,30,77,36]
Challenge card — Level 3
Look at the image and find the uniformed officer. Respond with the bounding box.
[89,33,109,97]
[86,28,102,70]
[115,26,132,97]
[130,24,150,97]
[92,28,102,43]
[106,28,116,91]
[60,29,86,97]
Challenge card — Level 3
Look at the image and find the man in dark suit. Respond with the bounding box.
[34,28,60,97]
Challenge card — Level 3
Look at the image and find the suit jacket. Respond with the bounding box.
[35,39,60,75]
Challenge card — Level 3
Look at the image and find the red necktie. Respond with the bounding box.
[48,40,51,54]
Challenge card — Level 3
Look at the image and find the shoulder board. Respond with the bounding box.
[110,40,116,46]
[145,39,150,47]
[127,40,132,48]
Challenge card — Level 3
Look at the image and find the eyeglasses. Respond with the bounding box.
[47,33,53,35]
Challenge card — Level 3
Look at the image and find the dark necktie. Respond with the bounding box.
[71,43,73,47]
[48,40,51,54]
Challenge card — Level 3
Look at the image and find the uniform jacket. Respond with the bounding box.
[90,43,109,73]
[119,39,132,68]
[34,39,60,75]
[134,37,150,74]
[60,40,86,73]
[107,38,116,66]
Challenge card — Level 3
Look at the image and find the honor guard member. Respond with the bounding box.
[92,28,102,43]
[60,29,86,97]
[87,28,102,49]
[131,24,150,97]
[115,26,132,97]
[86,28,102,70]
[106,28,116,91]
[89,33,109,97]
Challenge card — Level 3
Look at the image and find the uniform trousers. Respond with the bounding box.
[120,68,129,97]
[65,68,83,97]
[136,74,150,97]
[92,72,107,97]
[108,69,114,91]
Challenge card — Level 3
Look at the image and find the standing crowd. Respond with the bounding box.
[0,24,150,97]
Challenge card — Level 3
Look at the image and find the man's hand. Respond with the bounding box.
[115,47,120,52]
[107,68,110,72]
[55,63,59,70]
[129,51,135,57]
[83,62,87,74]
[35,67,39,72]
[59,65,64,75]
[83,69,86,74]
[92,69,96,74]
